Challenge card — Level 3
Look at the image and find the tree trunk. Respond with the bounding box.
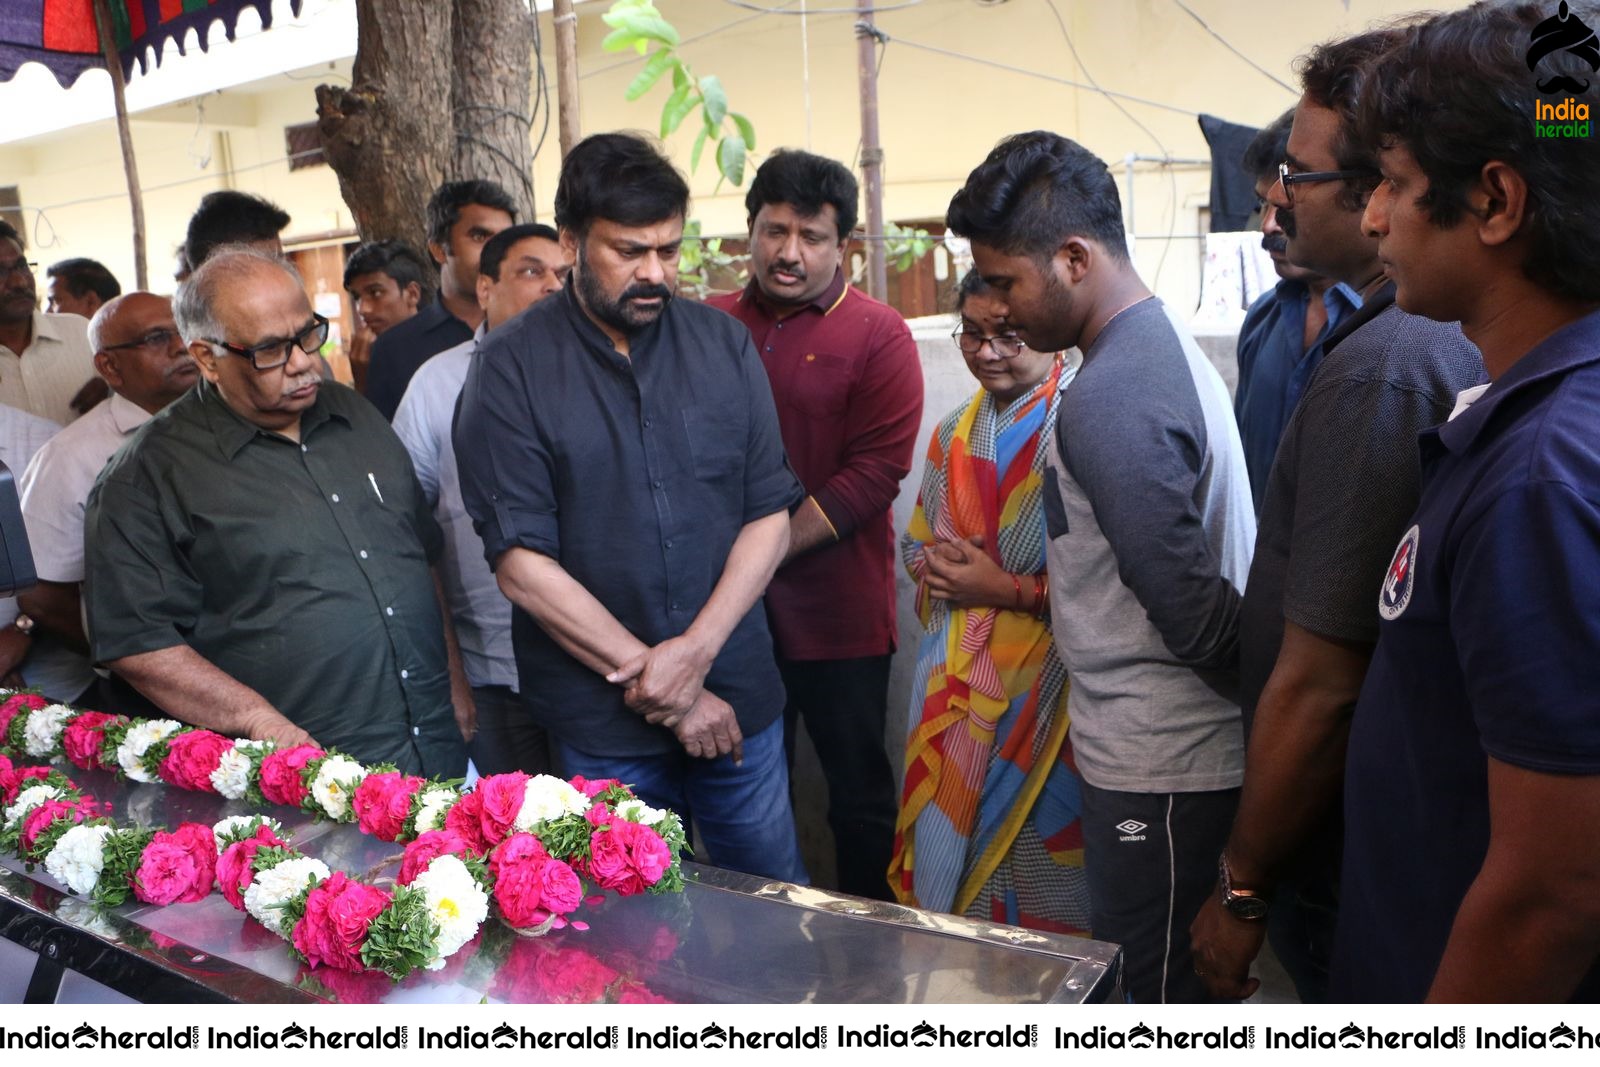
[315,0,454,251]
[450,0,536,220]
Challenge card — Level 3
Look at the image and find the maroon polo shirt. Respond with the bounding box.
[709,270,924,661]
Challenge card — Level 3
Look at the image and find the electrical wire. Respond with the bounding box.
[578,0,804,81]
[721,0,923,13]
[1169,0,1296,94]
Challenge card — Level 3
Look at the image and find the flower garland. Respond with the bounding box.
[0,692,692,983]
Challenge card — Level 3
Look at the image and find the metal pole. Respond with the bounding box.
[552,0,582,159]
[92,0,148,290]
[855,1,886,302]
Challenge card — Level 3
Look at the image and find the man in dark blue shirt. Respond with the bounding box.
[454,133,807,882]
[1233,109,1361,510]
[1333,1,1600,1002]
[365,180,516,420]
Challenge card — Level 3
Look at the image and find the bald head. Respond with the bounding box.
[89,291,197,415]
[174,244,304,347]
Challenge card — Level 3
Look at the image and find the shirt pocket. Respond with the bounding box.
[682,404,746,482]
[788,352,854,420]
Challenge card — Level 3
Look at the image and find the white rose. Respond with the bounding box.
[309,755,366,821]
[614,797,669,827]
[21,704,75,758]
[513,774,590,831]
[412,787,459,834]
[115,719,183,783]
[44,823,113,894]
[212,815,282,853]
[209,745,254,800]
[243,856,331,937]
[410,854,488,961]
[3,783,63,828]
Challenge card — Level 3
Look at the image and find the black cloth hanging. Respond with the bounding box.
[1199,113,1261,232]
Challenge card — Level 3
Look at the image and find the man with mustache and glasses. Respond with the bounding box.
[82,248,470,777]
[455,133,808,882]
[707,150,922,900]
[0,221,97,426]
[1189,28,1480,1003]
[15,293,198,709]
[1232,109,1361,513]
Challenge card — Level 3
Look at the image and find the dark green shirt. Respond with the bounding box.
[84,379,466,777]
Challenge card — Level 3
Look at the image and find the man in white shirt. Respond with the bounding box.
[0,222,98,425]
[393,222,568,774]
[18,292,198,704]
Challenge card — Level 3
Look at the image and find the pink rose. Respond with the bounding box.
[61,712,122,771]
[0,754,14,798]
[158,729,232,792]
[443,788,487,853]
[534,946,619,1003]
[584,801,615,828]
[0,692,47,738]
[616,820,672,889]
[584,825,644,896]
[535,857,583,916]
[258,744,323,807]
[4,765,52,805]
[490,832,555,928]
[475,773,529,848]
[216,826,287,910]
[569,775,622,799]
[352,772,424,842]
[397,829,474,886]
[291,871,392,972]
[134,823,217,905]
[20,797,92,858]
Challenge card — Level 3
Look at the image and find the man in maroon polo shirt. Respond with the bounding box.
[710,150,924,899]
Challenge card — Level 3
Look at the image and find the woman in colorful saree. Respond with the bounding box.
[888,270,1089,934]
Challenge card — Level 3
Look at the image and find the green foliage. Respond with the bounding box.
[678,219,746,300]
[603,0,756,189]
[533,811,598,865]
[361,885,442,981]
[92,826,155,909]
[884,222,937,273]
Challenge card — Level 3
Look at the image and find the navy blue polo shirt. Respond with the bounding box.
[1333,308,1600,1003]
[453,284,803,757]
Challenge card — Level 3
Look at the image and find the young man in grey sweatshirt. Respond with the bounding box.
[947,131,1254,1003]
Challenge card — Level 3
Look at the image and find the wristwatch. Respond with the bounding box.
[12,614,34,636]
[1218,853,1269,921]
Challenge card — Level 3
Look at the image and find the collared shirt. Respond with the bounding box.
[0,311,97,425]
[365,301,474,422]
[708,270,923,661]
[1233,280,1361,510]
[392,326,516,690]
[83,379,465,777]
[455,284,803,757]
[17,391,152,702]
[1334,308,1600,1003]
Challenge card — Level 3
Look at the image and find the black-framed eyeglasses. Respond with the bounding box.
[952,327,1028,359]
[102,327,183,353]
[206,314,329,371]
[1278,161,1377,206]
[0,258,36,278]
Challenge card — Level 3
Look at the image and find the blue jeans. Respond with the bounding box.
[553,717,808,884]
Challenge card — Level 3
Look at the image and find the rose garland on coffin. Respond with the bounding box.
[0,692,689,898]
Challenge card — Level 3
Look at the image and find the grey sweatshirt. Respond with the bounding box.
[1043,297,1254,793]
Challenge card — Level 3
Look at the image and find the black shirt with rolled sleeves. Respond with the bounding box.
[83,378,467,777]
[453,283,803,757]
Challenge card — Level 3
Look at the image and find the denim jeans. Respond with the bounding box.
[553,717,808,884]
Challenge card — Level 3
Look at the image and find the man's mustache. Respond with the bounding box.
[622,283,673,302]
[1261,234,1288,255]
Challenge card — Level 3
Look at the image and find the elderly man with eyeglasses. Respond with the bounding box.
[15,292,197,709]
[81,247,471,776]
[0,221,98,426]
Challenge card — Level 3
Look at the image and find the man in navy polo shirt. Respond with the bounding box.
[1332,0,1600,1002]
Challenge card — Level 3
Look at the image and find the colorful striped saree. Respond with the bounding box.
[889,358,1090,934]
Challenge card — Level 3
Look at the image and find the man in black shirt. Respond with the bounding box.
[83,248,470,777]
[455,133,807,881]
[365,180,516,420]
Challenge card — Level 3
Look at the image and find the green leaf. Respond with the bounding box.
[699,75,727,128]
[718,133,747,186]
[627,14,680,48]
[731,112,756,153]
[672,63,689,92]
[625,49,675,101]
[660,82,696,137]
[690,127,710,172]
[601,26,639,53]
